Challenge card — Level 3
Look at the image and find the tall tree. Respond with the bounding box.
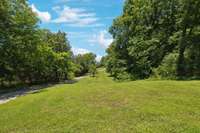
[107,0,200,80]
[0,0,75,86]
[176,0,200,77]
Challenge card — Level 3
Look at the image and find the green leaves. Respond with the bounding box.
[0,0,75,86]
[74,53,97,77]
[106,0,200,80]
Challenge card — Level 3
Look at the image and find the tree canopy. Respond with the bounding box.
[74,53,97,77]
[106,0,200,80]
[0,0,98,87]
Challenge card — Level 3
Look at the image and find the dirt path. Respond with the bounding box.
[0,76,86,105]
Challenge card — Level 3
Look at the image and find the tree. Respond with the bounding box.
[89,64,97,77]
[74,53,97,76]
[107,0,200,80]
[43,30,71,53]
[175,0,200,77]
[0,0,39,84]
[0,0,75,86]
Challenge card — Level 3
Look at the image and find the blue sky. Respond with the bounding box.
[29,0,124,60]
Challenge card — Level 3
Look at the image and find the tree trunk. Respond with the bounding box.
[0,79,4,87]
[177,28,187,78]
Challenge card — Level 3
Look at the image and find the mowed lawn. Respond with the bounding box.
[0,70,200,133]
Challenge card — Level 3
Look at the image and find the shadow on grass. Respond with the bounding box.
[0,79,79,104]
[175,76,200,81]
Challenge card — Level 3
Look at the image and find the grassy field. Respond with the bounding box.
[0,70,200,133]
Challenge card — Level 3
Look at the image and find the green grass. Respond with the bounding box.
[0,70,200,133]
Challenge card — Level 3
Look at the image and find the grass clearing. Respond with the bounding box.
[0,70,200,133]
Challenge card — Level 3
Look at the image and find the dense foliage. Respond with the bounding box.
[0,0,76,86]
[74,53,97,77]
[106,0,200,80]
[99,56,108,67]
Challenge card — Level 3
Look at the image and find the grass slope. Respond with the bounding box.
[0,70,200,133]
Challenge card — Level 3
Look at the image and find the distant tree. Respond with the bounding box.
[99,56,108,67]
[74,53,97,76]
[89,64,97,77]
[43,30,71,53]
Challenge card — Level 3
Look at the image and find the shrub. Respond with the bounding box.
[152,53,178,79]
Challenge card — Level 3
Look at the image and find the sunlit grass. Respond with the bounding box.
[0,70,200,133]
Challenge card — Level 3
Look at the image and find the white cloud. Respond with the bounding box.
[57,0,91,3]
[72,47,90,55]
[96,55,102,62]
[52,6,61,12]
[31,4,51,23]
[52,6,100,27]
[72,47,102,62]
[89,30,113,48]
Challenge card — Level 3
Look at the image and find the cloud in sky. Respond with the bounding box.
[89,30,113,48]
[72,47,90,55]
[31,4,51,23]
[58,0,91,3]
[96,55,103,62]
[29,0,123,57]
[72,47,102,61]
[52,6,100,27]
[31,4,101,27]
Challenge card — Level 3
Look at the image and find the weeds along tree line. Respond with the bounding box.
[103,0,200,80]
[0,0,97,87]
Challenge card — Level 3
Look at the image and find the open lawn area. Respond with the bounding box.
[0,70,200,133]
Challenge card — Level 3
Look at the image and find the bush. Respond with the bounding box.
[152,53,178,79]
[89,64,97,77]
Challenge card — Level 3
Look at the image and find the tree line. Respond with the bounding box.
[0,0,97,87]
[103,0,200,80]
